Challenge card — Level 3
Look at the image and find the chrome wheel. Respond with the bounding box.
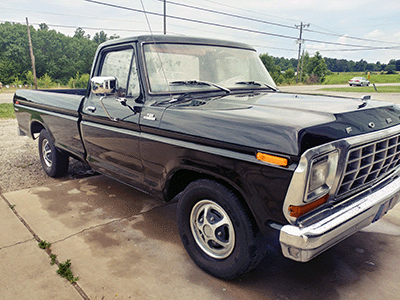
[41,138,53,168]
[190,199,235,259]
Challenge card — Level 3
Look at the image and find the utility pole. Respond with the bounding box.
[163,0,166,34]
[295,22,309,83]
[26,17,37,89]
[300,49,305,83]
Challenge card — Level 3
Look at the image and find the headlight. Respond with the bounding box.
[306,151,339,203]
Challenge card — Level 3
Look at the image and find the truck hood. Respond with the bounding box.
[158,92,400,156]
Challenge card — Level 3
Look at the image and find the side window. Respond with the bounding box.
[99,47,139,98]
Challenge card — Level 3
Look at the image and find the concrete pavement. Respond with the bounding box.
[2,175,400,299]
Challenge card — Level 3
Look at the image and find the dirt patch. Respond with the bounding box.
[0,119,93,193]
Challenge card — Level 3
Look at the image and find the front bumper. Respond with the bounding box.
[279,173,400,262]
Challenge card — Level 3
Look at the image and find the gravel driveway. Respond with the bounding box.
[0,119,92,193]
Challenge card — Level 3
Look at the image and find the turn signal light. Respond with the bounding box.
[256,152,288,167]
[289,194,329,218]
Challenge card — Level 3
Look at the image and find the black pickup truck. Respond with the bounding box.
[14,35,400,279]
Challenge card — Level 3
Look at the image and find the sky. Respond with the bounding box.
[1,0,400,64]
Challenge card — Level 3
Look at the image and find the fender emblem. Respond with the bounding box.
[386,118,393,124]
[368,122,375,128]
[345,127,353,134]
[143,113,156,121]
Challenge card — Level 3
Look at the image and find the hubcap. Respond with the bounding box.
[42,139,53,168]
[190,200,235,259]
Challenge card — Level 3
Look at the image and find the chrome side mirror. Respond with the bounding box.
[91,76,117,95]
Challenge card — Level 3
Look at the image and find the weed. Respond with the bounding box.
[50,254,57,265]
[17,163,34,168]
[57,259,79,283]
[9,204,16,209]
[38,240,51,250]
[37,240,78,283]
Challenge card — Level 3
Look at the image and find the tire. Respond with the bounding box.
[177,179,266,279]
[38,129,69,177]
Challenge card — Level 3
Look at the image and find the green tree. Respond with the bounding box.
[283,68,295,83]
[39,23,49,31]
[305,52,328,83]
[25,71,35,86]
[395,60,400,71]
[93,31,108,44]
[74,27,90,39]
[259,53,283,84]
[38,73,53,88]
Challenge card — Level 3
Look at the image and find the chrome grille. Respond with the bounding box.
[338,134,400,197]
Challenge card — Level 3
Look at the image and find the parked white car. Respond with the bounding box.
[349,77,370,86]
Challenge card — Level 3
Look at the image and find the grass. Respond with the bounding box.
[319,86,400,93]
[0,103,15,119]
[324,72,400,85]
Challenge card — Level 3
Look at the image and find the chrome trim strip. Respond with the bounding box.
[141,132,286,168]
[15,103,78,121]
[80,120,141,138]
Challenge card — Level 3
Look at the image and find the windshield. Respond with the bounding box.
[143,43,276,93]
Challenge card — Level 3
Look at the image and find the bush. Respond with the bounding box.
[68,73,90,88]
[305,74,321,84]
[37,74,56,89]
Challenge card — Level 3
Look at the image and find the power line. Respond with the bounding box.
[158,0,400,47]
[0,20,165,34]
[84,0,300,41]
[4,2,398,50]
[84,0,392,50]
[304,27,400,46]
[157,0,296,30]
[313,46,400,52]
[0,6,147,25]
[200,0,301,23]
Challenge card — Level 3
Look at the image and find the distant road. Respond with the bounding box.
[0,93,13,104]
[279,83,400,104]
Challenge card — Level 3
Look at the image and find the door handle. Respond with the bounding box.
[85,106,96,113]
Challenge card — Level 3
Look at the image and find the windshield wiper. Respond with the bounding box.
[235,81,279,92]
[170,80,231,94]
[154,81,230,107]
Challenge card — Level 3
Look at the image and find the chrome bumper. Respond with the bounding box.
[279,175,400,262]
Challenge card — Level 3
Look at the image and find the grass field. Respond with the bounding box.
[0,103,15,119]
[323,72,400,85]
[319,86,400,93]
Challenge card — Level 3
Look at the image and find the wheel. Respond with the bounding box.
[177,179,266,279]
[38,129,69,177]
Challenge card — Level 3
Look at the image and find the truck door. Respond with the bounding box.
[81,44,146,190]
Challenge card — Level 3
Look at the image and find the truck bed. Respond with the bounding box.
[14,89,86,160]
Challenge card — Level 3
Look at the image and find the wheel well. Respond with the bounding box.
[30,121,46,139]
[165,169,260,233]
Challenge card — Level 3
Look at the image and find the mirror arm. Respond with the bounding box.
[100,96,119,122]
